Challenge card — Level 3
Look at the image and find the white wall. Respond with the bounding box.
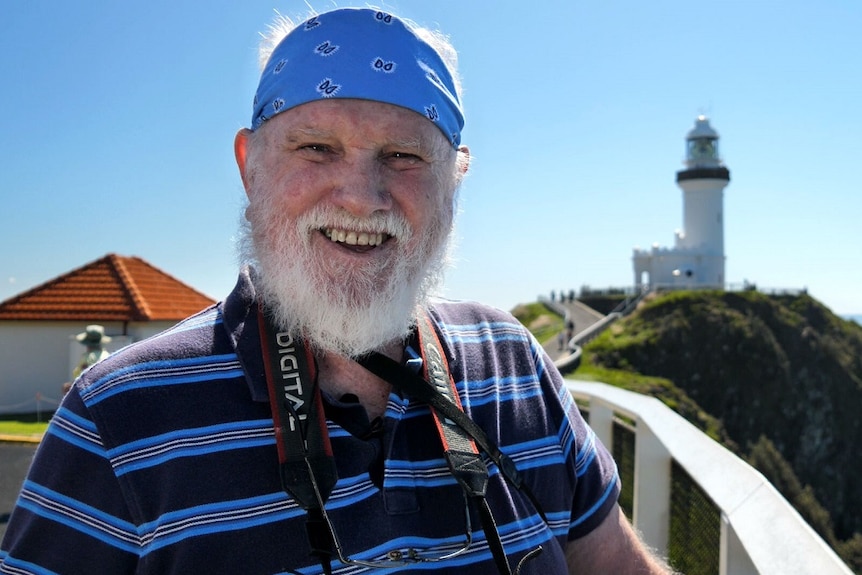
[0,320,179,414]
[679,180,726,254]
[633,248,724,289]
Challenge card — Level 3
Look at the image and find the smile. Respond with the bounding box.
[323,228,390,247]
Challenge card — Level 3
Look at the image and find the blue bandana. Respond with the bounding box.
[251,8,464,148]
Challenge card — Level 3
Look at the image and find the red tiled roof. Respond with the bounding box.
[0,254,217,322]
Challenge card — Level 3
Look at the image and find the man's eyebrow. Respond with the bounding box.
[387,136,422,150]
[388,136,453,161]
[284,127,333,141]
[386,137,432,154]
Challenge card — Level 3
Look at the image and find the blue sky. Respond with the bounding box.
[2,1,860,316]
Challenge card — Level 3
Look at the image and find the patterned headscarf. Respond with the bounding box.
[251,8,464,148]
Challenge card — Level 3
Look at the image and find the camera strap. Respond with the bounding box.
[259,305,543,574]
[258,306,337,574]
[358,312,546,574]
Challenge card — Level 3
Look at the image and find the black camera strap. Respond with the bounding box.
[258,307,337,574]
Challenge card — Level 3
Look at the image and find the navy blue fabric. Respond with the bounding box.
[0,268,619,574]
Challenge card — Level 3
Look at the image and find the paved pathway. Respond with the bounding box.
[0,442,36,541]
[540,299,606,362]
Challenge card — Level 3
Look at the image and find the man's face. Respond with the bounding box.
[236,98,465,356]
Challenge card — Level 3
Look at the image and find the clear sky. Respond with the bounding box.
[2,1,860,316]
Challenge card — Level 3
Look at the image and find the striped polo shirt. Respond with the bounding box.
[0,268,619,574]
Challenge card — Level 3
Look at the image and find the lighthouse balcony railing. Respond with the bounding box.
[565,380,852,575]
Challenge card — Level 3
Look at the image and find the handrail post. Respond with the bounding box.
[633,419,671,555]
[589,399,614,454]
[721,513,758,575]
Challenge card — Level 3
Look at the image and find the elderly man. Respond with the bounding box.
[1,8,673,574]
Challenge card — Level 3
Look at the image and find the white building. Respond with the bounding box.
[633,116,731,289]
[0,254,215,415]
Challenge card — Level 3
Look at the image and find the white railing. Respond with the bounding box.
[566,380,852,575]
[0,392,61,421]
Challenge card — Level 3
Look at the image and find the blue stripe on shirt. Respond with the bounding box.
[82,355,244,405]
[47,407,105,457]
[138,492,300,554]
[0,552,63,575]
[108,419,275,476]
[570,469,619,530]
[17,481,141,554]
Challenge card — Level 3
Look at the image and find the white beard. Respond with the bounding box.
[241,198,454,358]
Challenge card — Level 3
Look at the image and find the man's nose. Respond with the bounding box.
[329,158,393,217]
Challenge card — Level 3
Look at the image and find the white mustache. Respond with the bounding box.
[296,206,412,244]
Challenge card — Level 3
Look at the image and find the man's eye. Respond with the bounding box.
[300,143,330,153]
[388,151,422,164]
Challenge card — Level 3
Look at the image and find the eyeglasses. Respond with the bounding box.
[302,456,474,569]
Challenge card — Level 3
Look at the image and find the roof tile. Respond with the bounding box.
[0,254,216,321]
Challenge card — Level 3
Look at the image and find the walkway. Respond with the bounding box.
[0,442,36,541]
[540,299,606,363]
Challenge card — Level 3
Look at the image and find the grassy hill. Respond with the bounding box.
[517,290,862,572]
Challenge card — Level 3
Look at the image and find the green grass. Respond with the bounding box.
[574,349,726,442]
[511,302,564,344]
[0,419,48,438]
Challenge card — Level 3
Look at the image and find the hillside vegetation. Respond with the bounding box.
[567,290,862,570]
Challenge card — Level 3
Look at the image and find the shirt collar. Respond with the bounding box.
[220,266,424,403]
[220,266,270,402]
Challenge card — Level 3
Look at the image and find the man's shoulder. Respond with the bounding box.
[426,298,521,327]
[425,299,535,361]
[80,305,226,382]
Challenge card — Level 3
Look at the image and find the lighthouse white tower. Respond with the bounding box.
[633,116,731,289]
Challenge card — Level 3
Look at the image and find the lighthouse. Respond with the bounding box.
[633,116,731,289]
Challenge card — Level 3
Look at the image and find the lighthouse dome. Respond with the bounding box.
[687,115,719,140]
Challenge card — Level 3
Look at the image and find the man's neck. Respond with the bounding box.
[316,342,403,420]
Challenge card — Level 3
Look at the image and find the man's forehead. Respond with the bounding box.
[266,100,451,150]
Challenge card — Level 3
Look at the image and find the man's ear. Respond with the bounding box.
[457,145,471,175]
[234,128,253,196]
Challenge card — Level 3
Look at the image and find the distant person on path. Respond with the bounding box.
[565,315,576,344]
[1,8,673,574]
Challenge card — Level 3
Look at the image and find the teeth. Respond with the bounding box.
[325,228,385,246]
